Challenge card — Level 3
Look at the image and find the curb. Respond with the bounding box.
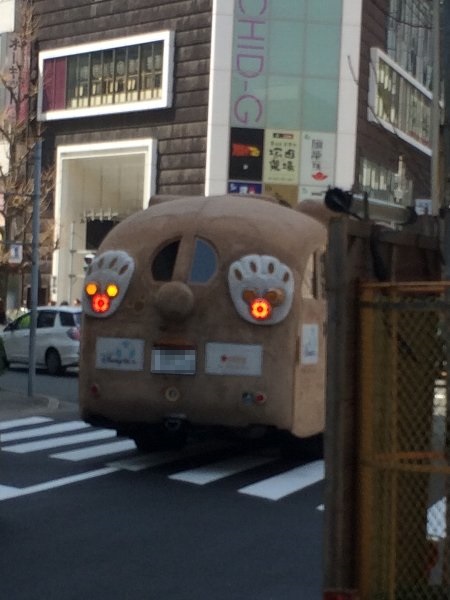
[0,388,78,420]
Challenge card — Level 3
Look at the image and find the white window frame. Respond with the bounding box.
[38,30,174,121]
[0,0,16,34]
[368,47,432,156]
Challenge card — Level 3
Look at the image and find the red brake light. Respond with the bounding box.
[92,294,110,314]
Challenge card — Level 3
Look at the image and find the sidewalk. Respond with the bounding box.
[0,387,78,421]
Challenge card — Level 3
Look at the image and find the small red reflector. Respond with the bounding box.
[90,383,100,398]
[249,298,272,320]
[92,293,110,313]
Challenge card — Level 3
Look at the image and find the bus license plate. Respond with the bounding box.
[151,347,196,375]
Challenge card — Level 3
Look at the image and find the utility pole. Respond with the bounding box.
[443,0,450,279]
[27,139,41,398]
[432,0,441,216]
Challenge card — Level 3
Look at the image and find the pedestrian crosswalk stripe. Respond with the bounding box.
[0,468,118,501]
[51,439,136,461]
[2,429,116,453]
[0,417,326,503]
[169,454,276,485]
[0,416,53,431]
[238,460,325,500]
[1,420,90,442]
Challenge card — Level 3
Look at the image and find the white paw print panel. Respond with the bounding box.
[83,250,135,318]
[228,254,294,325]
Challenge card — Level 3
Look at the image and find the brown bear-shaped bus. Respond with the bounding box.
[79,194,327,451]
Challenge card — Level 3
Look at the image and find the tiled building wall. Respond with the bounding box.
[357,0,430,200]
[34,0,213,195]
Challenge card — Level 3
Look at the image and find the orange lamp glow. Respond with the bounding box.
[85,282,98,296]
[249,297,272,320]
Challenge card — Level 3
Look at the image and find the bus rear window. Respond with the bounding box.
[152,240,180,281]
[189,239,217,283]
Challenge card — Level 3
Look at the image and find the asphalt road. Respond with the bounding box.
[0,365,79,404]
[0,369,325,599]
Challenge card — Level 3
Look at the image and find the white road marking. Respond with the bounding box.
[0,416,53,431]
[1,420,90,442]
[51,439,136,461]
[0,417,325,503]
[0,468,118,501]
[169,455,276,485]
[2,429,116,453]
[428,497,447,539]
[238,460,325,500]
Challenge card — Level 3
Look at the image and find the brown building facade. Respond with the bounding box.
[25,0,434,302]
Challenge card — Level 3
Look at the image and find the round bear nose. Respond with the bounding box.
[154,281,195,321]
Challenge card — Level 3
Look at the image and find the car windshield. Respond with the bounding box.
[73,311,82,327]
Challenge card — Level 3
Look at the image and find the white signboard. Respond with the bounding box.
[415,198,432,215]
[301,324,319,365]
[263,129,300,185]
[205,343,262,376]
[151,347,196,375]
[300,131,336,188]
[95,337,145,371]
[0,1,16,34]
[8,243,22,264]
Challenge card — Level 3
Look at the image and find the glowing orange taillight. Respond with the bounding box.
[85,282,98,296]
[85,281,119,314]
[249,298,272,321]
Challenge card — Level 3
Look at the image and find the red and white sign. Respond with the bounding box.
[205,342,262,376]
[300,131,336,188]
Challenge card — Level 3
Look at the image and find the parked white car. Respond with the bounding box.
[0,306,81,375]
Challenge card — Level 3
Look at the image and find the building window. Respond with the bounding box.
[38,31,174,120]
[358,157,413,206]
[368,48,432,156]
[387,0,432,90]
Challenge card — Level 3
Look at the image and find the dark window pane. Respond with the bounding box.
[86,220,117,250]
[59,311,75,326]
[37,311,56,328]
[42,59,55,112]
[152,241,180,281]
[189,239,217,283]
[53,57,67,109]
[66,56,78,107]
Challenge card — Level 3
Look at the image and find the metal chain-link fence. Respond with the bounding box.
[359,283,450,599]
